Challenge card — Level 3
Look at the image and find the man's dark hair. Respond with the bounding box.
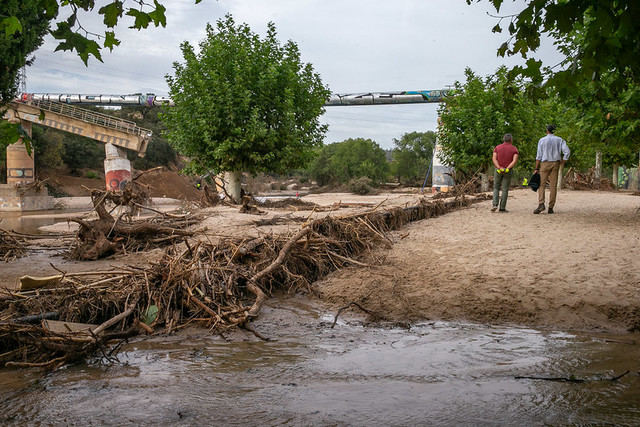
[503,133,512,142]
[546,124,556,133]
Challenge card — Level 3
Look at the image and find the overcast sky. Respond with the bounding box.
[27,0,562,149]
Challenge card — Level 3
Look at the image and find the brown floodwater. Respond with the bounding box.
[0,296,638,425]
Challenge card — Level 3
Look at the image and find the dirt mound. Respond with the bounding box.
[40,169,201,201]
[134,170,200,201]
[40,170,104,196]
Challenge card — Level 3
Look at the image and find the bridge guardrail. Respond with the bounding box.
[18,98,152,140]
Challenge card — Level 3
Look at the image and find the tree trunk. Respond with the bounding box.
[612,163,619,188]
[595,151,602,189]
[224,171,242,203]
[480,171,490,192]
[595,152,602,179]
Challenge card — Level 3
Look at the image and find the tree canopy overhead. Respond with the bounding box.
[162,15,330,180]
[470,0,640,93]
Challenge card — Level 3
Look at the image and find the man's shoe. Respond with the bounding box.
[533,204,545,214]
[491,206,498,212]
[547,208,554,214]
[499,209,508,213]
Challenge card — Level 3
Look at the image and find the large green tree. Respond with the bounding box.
[390,131,436,186]
[162,15,330,200]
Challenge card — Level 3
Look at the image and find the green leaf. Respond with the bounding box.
[141,305,159,325]
[104,31,120,51]
[126,9,153,29]
[148,0,167,27]
[491,24,502,34]
[1,16,23,37]
[52,22,103,65]
[99,1,124,28]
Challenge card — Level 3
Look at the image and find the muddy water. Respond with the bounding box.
[0,210,84,234]
[0,297,638,425]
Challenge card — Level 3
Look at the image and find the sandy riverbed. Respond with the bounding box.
[2,189,638,333]
[317,189,640,333]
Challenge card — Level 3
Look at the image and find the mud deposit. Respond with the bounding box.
[0,297,638,425]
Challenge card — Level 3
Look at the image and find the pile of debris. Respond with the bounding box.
[564,167,616,190]
[0,229,26,262]
[68,185,199,260]
[432,174,491,201]
[0,196,484,370]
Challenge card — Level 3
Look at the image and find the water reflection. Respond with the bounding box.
[0,298,638,425]
[0,210,83,234]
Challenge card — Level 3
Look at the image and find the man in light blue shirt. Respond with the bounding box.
[533,125,570,214]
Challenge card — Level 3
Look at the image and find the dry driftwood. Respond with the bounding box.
[68,187,198,260]
[0,229,26,262]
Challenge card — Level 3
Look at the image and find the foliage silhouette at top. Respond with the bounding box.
[1,0,200,105]
[162,15,330,176]
[470,0,640,95]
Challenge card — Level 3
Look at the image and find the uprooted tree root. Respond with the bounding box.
[69,187,199,260]
[0,229,26,262]
[0,196,481,369]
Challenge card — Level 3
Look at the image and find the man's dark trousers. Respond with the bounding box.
[493,169,512,210]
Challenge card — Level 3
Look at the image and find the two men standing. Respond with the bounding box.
[491,126,570,214]
[533,125,571,214]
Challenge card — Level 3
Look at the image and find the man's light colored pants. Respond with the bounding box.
[538,161,560,208]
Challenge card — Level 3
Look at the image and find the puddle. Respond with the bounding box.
[0,209,86,234]
[0,297,638,425]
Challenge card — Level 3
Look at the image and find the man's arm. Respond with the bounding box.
[561,139,570,165]
[507,153,519,169]
[534,140,542,171]
[492,152,501,169]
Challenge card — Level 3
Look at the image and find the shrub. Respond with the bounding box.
[349,177,374,195]
[85,170,99,179]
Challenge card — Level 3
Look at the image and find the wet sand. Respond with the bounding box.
[317,190,640,333]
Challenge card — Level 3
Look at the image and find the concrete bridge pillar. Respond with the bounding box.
[104,143,132,191]
[432,117,454,193]
[6,120,34,185]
